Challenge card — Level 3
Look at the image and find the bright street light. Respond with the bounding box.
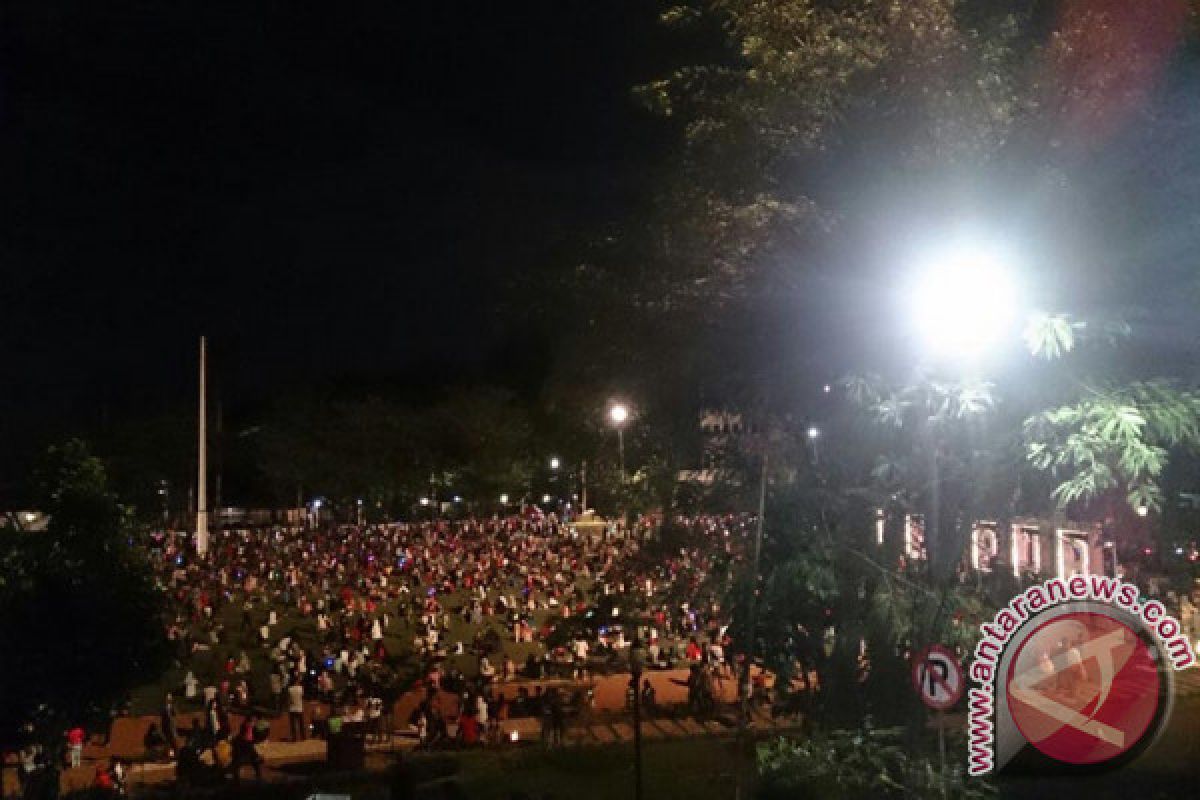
[609,403,629,425]
[499,493,509,504]
[549,456,561,470]
[609,402,630,478]
[911,241,1017,359]
[419,497,430,507]
[542,494,552,504]
[806,426,821,465]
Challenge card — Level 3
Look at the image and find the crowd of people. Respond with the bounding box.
[8,513,752,797]
[139,513,756,759]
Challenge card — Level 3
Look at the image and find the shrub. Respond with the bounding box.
[756,725,994,800]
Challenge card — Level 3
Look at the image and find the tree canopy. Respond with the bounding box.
[0,441,169,749]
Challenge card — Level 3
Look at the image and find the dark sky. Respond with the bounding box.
[0,1,674,467]
[5,2,1200,502]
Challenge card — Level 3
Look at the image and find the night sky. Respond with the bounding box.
[5,3,1200,500]
[0,1,674,474]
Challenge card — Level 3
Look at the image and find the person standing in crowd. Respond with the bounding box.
[288,679,306,741]
[548,688,566,747]
[66,725,85,769]
[640,679,657,717]
[160,693,179,757]
[231,715,263,783]
[269,671,283,712]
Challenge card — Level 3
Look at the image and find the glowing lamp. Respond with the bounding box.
[911,241,1017,359]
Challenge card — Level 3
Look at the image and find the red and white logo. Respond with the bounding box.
[1005,611,1162,766]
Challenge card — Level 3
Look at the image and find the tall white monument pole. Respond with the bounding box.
[196,336,209,556]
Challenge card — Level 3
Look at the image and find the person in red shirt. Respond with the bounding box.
[231,716,263,783]
[66,726,85,768]
[458,711,480,747]
[685,638,703,661]
[93,764,114,791]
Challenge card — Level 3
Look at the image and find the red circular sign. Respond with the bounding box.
[912,644,964,710]
[1005,611,1162,766]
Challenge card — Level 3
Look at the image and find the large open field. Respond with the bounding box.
[131,571,591,717]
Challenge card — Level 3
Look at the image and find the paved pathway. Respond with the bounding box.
[2,667,787,796]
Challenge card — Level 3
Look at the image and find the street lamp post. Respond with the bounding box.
[909,242,1017,572]
[806,426,820,466]
[630,639,647,800]
[581,460,588,513]
[158,480,170,529]
[609,403,629,479]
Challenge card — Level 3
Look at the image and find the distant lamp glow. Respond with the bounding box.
[312,499,323,511]
[823,384,832,394]
[549,457,561,470]
[509,730,519,743]
[542,494,552,504]
[609,403,629,425]
[807,427,820,440]
[419,497,430,507]
[1137,505,1150,517]
[23,512,36,523]
[499,494,509,504]
[453,495,462,503]
[912,242,1017,358]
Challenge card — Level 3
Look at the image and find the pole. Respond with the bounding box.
[581,460,588,513]
[737,450,768,800]
[633,671,643,800]
[196,336,209,557]
[937,709,947,799]
[617,428,625,479]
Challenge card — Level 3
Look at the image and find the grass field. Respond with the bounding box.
[130,580,575,716]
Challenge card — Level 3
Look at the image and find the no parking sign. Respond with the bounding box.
[912,644,964,711]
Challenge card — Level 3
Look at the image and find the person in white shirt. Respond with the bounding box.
[475,694,488,727]
[287,683,306,741]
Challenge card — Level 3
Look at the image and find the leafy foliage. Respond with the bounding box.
[757,726,996,800]
[1023,312,1079,360]
[1024,381,1200,512]
[256,389,536,516]
[0,441,169,748]
[632,0,1038,307]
